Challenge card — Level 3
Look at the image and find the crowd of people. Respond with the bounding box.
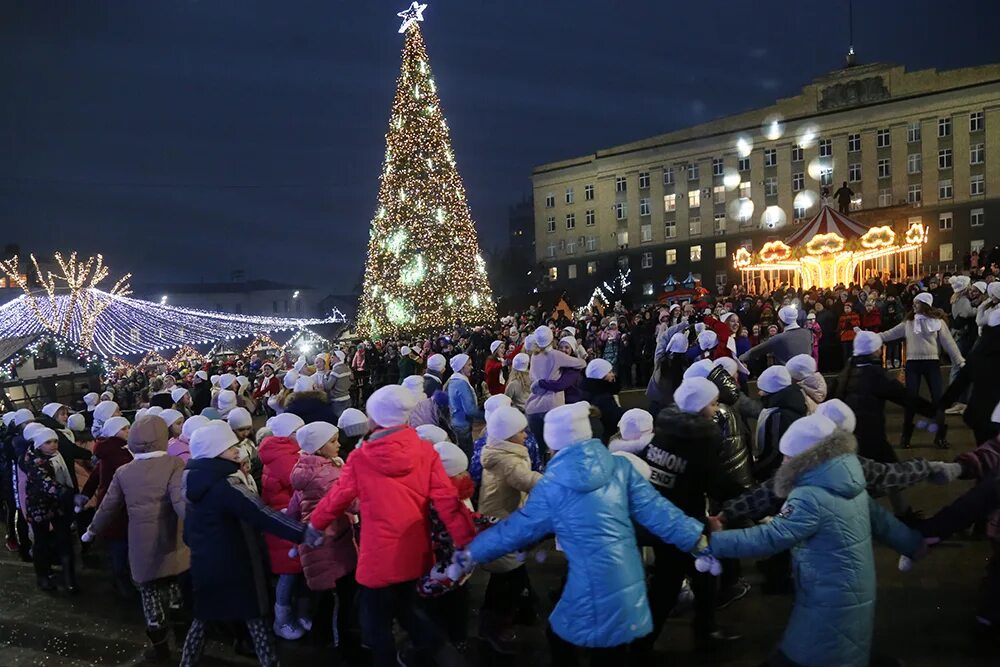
[2,267,1000,667]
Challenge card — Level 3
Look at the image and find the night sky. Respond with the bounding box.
[1,1,996,293]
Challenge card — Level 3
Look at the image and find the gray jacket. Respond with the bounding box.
[329,361,353,402]
[738,327,812,365]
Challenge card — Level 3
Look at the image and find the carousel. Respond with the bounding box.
[734,205,929,293]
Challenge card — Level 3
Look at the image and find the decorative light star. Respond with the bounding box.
[397,2,427,33]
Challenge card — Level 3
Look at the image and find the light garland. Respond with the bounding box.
[243,334,282,357]
[805,233,846,256]
[170,345,206,367]
[759,241,793,263]
[356,18,495,337]
[137,350,168,369]
[733,247,753,269]
[860,226,896,249]
[0,332,107,381]
[905,221,928,245]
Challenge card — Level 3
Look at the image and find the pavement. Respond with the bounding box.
[1,380,997,666]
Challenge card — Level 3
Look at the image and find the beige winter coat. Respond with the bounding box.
[478,440,542,572]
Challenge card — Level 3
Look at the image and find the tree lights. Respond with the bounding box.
[356,13,495,337]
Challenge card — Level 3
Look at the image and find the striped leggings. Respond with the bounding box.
[180,617,277,667]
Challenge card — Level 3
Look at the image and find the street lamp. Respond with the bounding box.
[160,295,168,305]
[292,290,300,299]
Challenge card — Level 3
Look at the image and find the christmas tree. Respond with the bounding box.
[356,6,496,337]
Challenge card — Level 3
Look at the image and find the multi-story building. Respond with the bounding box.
[532,62,1000,301]
[135,278,325,318]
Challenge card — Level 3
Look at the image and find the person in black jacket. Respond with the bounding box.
[941,315,1000,444]
[37,403,92,492]
[190,371,212,416]
[752,366,808,483]
[581,359,623,445]
[636,377,743,653]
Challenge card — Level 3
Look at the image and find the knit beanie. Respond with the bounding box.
[296,421,339,455]
[67,413,85,432]
[434,441,468,477]
[779,414,836,457]
[158,409,184,429]
[83,392,100,410]
[210,374,221,386]
[486,406,528,444]
[533,325,554,349]
[182,415,211,440]
[778,305,798,325]
[989,283,1000,301]
[24,422,47,442]
[427,353,447,372]
[484,393,512,418]
[227,407,252,430]
[93,401,119,423]
[267,413,305,438]
[190,421,239,460]
[171,387,189,403]
[101,416,130,439]
[913,292,934,307]
[511,353,529,372]
[128,415,169,454]
[697,330,718,351]
[400,345,412,357]
[147,406,164,416]
[366,385,418,428]
[293,375,315,393]
[673,377,719,414]
[41,403,64,419]
[448,353,470,374]
[852,330,883,356]
[683,359,715,380]
[523,333,538,354]
[31,426,58,447]
[666,332,689,353]
[194,370,208,382]
[544,401,592,451]
[14,408,34,426]
[490,340,503,355]
[337,408,370,438]
[402,375,425,396]
[973,281,988,294]
[712,357,739,378]
[815,399,857,433]
[617,408,653,442]
[218,373,236,390]
[785,354,817,381]
[585,358,613,380]
[758,365,792,394]
[136,408,148,420]
[415,424,448,444]
[217,390,238,415]
[950,275,971,292]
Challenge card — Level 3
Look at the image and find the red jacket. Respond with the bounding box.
[82,436,134,540]
[310,426,476,588]
[838,312,861,342]
[259,435,304,575]
[253,375,280,400]
[484,357,505,395]
[860,310,882,332]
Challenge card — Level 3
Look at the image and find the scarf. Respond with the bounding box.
[913,314,943,334]
[47,451,74,489]
[133,451,168,460]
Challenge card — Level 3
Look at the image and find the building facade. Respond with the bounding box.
[532,62,1000,301]
[135,280,325,318]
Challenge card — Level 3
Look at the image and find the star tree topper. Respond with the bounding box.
[397,1,427,33]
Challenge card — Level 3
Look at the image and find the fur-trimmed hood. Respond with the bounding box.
[608,432,654,454]
[282,390,328,409]
[774,429,862,498]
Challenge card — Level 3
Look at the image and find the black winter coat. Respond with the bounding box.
[37,414,91,491]
[753,384,808,481]
[942,326,1000,444]
[707,367,753,490]
[582,377,624,445]
[190,381,212,415]
[183,457,305,621]
[284,390,339,425]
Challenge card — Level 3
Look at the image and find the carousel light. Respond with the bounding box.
[760,240,793,263]
[905,222,928,245]
[806,233,846,256]
[861,226,896,249]
[733,247,753,269]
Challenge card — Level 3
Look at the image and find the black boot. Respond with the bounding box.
[60,555,80,594]
[145,627,171,662]
[36,574,56,592]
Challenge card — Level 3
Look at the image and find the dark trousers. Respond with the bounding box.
[639,542,716,650]
[422,585,468,644]
[30,514,74,579]
[482,565,530,619]
[359,580,444,667]
[547,625,630,667]
[527,413,548,460]
[902,359,945,443]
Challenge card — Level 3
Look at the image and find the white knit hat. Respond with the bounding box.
[484,393,512,418]
[296,421,339,455]
[41,403,64,418]
[67,413,86,431]
[449,353,470,374]
[434,441,468,477]
[666,332,688,353]
[171,387,189,403]
[779,413,836,457]
[815,399,856,433]
[159,409,184,429]
[758,366,792,394]
[613,450,652,480]
[563,326,577,337]
[267,413,305,437]
[293,359,307,373]
[337,408,370,437]
[913,292,934,307]
[101,416,130,439]
[402,375,424,396]
[415,423,448,444]
[988,283,1000,300]
[778,305,798,325]
[23,422,46,441]
[400,345,412,357]
[227,407,252,430]
[534,325,554,349]
[618,408,653,441]
[93,401,119,423]
[852,330,883,356]
[486,406,528,444]
[712,356,742,378]
[511,353,529,372]
[544,401,592,451]
[523,333,538,354]
[427,353,447,372]
[334,350,346,363]
[147,406,164,416]
[14,408,35,426]
[83,392,99,410]
[190,421,239,460]
[950,275,971,292]
[697,330,718,351]
[31,426,58,447]
[366,385,418,428]
[293,375,315,394]
[2,412,16,427]
[136,408,148,420]
[973,281,988,294]
[210,374,221,386]
[218,373,236,390]
[490,340,503,355]
[785,354,817,381]
[559,336,577,352]
[585,358,613,380]
[217,390,238,414]
[182,415,211,440]
[683,359,715,380]
[282,371,299,389]
[194,370,208,382]
[674,377,719,414]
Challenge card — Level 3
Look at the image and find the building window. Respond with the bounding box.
[907,153,921,174]
[764,177,777,197]
[615,175,627,192]
[615,202,628,220]
[848,133,861,152]
[663,167,674,185]
[641,251,653,268]
[688,190,701,209]
[567,264,577,279]
[971,174,985,196]
[643,282,655,296]
[794,205,807,220]
[689,216,702,236]
[641,223,652,242]
[584,184,594,200]
[850,194,863,211]
[664,220,676,238]
[690,245,702,262]
[546,216,555,233]
[764,149,776,167]
[617,230,629,247]
[876,129,890,148]
[791,146,803,162]
[639,197,650,217]
[848,163,861,182]
[938,148,952,170]
[879,188,892,207]
[877,159,890,179]
[545,193,555,208]
[792,172,804,192]
[565,188,574,204]
[939,212,953,231]
[638,171,650,189]
[665,248,677,265]
[663,193,676,212]
[712,158,724,176]
[565,213,576,230]
[713,185,725,204]
[714,241,727,259]
[970,111,984,133]
[546,244,556,259]
[587,260,597,275]
[548,266,558,281]
[972,239,985,253]
[970,143,985,165]
[566,239,577,254]
[586,236,597,252]
[714,214,726,234]
[585,209,596,226]
[938,117,952,137]
[820,169,833,187]
[907,121,921,143]
[971,208,984,227]
[939,243,953,262]
[907,184,922,204]
[688,163,699,181]
[715,271,728,287]
[819,138,832,157]
[939,179,953,200]
[739,181,751,198]
[738,156,751,172]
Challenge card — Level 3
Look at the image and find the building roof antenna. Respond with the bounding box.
[846,0,857,67]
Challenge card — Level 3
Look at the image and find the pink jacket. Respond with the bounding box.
[167,437,190,462]
[287,454,358,590]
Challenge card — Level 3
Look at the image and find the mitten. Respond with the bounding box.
[302,524,324,548]
[80,530,95,543]
[927,461,962,485]
[446,548,476,581]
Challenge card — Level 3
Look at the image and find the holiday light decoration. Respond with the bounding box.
[170,345,205,367]
[806,233,846,256]
[733,247,753,269]
[759,241,793,263]
[397,1,427,33]
[580,269,632,315]
[861,226,896,249]
[243,334,282,357]
[137,350,169,369]
[282,329,331,354]
[356,11,495,337]
[0,333,107,381]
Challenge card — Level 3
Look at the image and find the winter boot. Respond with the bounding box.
[36,574,56,592]
[145,627,171,662]
[60,554,80,594]
[478,611,517,655]
[296,596,313,632]
[273,604,305,640]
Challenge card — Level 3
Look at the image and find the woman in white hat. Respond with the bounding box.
[484,340,507,396]
[524,326,586,456]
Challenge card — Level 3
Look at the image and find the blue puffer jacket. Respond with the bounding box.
[468,439,704,648]
[446,375,482,429]
[710,430,922,667]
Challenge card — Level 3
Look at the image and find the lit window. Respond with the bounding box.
[907,121,921,143]
[567,264,577,279]
[939,243,953,262]
[972,239,985,253]
[565,188,574,204]
[791,146,803,162]
[712,158,724,176]
[714,214,726,234]
[907,153,921,174]
[820,169,833,187]
[938,117,952,137]
[663,167,674,185]
[643,282,654,295]
[939,212,953,231]
[792,172,804,191]
[848,133,861,152]
[970,111,984,133]
[764,149,776,167]
[688,190,701,209]
[638,171,650,189]
[876,129,890,148]
[586,236,597,252]
[641,252,653,268]
[971,208,984,227]
[585,209,596,226]
[548,266,558,281]
[907,184,922,204]
[545,193,555,208]
[615,175,627,192]
[765,177,777,197]
[970,143,985,165]
[639,197,651,217]
[971,174,985,196]
[851,194,863,211]
[877,159,890,179]
[878,188,892,207]
[938,149,952,170]
[663,193,676,212]
[584,184,594,200]
[849,163,861,182]
[690,245,702,262]
[565,213,575,230]
[713,185,725,204]
[939,179,953,200]
[664,220,676,238]
[819,138,832,157]
[615,202,628,220]
[617,230,629,247]
[641,223,652,242]
[587,261,597,275]
[738,156,751,172]
[665,248,677,265]
[546,216,555,233]
[688,163,700,181]
[714,241,727,259]
[689,217,702,236]
[739,181,751,198]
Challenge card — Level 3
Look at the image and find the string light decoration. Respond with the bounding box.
[282,329,330,355]
[169,345,205,366]
[355,13,495,338]
[137,350,169,369]
[243,334,282,357]
[0,333,107,381]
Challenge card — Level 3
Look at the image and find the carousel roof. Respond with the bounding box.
[784,206,870,246]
